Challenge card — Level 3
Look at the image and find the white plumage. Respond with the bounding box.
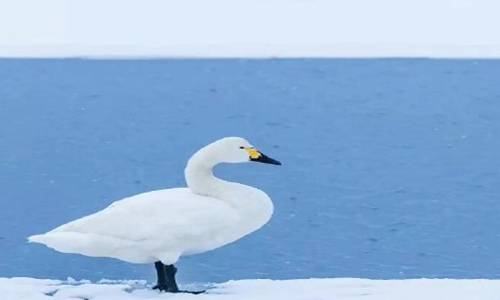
[28,137,281,267]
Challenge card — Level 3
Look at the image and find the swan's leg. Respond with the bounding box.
[164,264,180,292]
[164,264,206,294]
[152,261,169,291]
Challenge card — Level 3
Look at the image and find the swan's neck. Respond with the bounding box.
[185,163,224,197]
[184,147,274,231]
[184,149,229,198]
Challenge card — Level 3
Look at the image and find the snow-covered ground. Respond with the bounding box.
[2,277,500,300]
[1,0,500,57]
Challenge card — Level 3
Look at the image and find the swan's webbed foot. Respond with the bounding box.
[153,285,205,294]
[152,283,169,292]
[179,289,206,294]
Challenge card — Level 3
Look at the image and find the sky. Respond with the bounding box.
[0,0,500,57]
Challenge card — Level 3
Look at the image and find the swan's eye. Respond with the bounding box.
[240,146,245,149]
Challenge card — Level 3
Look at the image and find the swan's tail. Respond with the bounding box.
[28,232,148,263]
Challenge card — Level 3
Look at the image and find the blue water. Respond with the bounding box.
[0,59,499,284]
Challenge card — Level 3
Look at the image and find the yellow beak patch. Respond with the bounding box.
[244,147,261,159]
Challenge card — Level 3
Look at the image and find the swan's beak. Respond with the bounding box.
[252,152,282,165]
[245,148,282,165]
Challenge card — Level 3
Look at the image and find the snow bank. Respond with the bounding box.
[1,277,499,300]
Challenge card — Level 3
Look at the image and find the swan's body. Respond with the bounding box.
[28,137,281,293]
[30,186,272,264]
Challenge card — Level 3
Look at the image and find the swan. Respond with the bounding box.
[28,137,281,294]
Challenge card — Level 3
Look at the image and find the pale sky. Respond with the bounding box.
[0,0,499,57]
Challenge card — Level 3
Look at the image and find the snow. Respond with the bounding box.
[1,0,500,57]
[1,277,500,300]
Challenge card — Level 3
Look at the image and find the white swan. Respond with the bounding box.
[28,137,281,293]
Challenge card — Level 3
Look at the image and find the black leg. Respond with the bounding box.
[164,264,180,292]
[152,262,205,294]
[152,261,169,291]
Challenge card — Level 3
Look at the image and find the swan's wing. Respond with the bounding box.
[47,188,237,242]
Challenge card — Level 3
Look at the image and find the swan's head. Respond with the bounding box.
[203,137,282,165]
